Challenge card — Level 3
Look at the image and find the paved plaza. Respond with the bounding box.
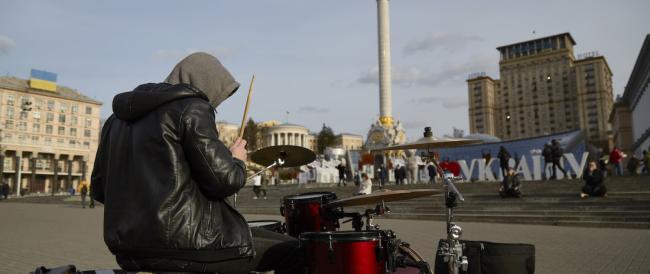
[0,202,649,274]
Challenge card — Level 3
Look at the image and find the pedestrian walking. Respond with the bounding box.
[1,182,9,200]
[336,163,346,187]
[398,165,407,185]
[497,146,512,178]
[627,155,640,175]
[609,147,625,176]
[88,183,95,208]
[542,143,553,180]
[643,150,650,174]
[427,162,437,183]
[377,165,387,188]
[80,184,88,208]
[252,174,267,200]
[353,171,360,187]
[481,149,492,166]
[551,139,568,179]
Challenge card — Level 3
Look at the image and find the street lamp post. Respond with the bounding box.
[15,155,22,197]
[15,100,33,197]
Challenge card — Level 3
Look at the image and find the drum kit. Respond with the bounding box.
[242,127,484,274]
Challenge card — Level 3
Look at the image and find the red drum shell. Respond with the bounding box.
[282,192,338,237]
[300,231,387,274]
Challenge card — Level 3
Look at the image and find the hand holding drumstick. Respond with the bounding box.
[230,138,248,162]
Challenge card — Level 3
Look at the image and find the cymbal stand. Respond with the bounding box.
[340,212,364,232]
[364,201,389,231]
[439,177,468,274]
[234,158,285,208]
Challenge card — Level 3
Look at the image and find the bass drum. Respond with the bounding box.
[247,220,283,233]
[300,230,432,274]
[300,230,390,274]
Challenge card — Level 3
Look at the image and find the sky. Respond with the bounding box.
[0,0,648,141]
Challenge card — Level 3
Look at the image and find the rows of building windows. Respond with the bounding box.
[4,108,94,126]
[2,132,91,149]
[4,95,94,115]
[2,93,97,141]
[3,119,93,137]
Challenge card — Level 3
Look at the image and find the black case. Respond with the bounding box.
[435,239,535,274]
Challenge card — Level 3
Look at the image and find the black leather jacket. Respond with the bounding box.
[91,83,252,263]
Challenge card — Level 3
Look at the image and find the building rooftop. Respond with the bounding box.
[467,75,497,82]
[575,55,613,76]
[622,34,650,107]
[0,76,102,105]
[274,123,308,128]
[338,133,364,138]
[497,32,576,50]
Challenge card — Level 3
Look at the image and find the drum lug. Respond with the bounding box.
[327,235,335,263]
[280,205,285,217]
[376,234,385,263]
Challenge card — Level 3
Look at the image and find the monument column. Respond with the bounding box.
[377,0,393,127]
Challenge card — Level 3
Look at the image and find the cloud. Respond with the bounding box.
[441,97,468,109]
[357,56,495,87]
[151,47,237,61]
[403,33,483,56]
[0,35,16,55]
[409,96,467,109]
[329,79,353,89]
[403,120,427,130]
[298,106,329,114]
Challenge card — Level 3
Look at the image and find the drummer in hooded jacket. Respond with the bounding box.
[92,52,303,274]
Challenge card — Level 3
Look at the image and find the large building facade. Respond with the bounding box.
[215,121,239,147]
[468,33,614,148]
[335,133,364,150]
[214,120,319,153]
[611,34,650,157]
[0,76,102,195]
[260,123,317,152]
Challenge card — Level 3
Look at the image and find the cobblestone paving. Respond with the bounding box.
[1,202,649,274]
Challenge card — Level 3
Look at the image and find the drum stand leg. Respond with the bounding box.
[439,178,468,274]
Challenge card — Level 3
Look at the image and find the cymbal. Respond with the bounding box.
[323,189,442,208]
[375,136,481,151]
[373,127,481,151]
[249,145,316,167]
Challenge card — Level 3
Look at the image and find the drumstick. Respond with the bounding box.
[238,74,256,138]
[234,74,255,209]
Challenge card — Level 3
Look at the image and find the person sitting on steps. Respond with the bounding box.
[499,167,521,198]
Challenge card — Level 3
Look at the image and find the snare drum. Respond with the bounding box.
[247,220,283,233]
[281,192,339,237]
[300,231,396,274]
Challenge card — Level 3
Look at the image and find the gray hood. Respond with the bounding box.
[164,52,240,108]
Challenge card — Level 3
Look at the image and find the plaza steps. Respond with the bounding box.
[8,175,649,228]
[234,175,650,229]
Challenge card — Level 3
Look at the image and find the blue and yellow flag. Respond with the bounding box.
[29,69,57,92]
